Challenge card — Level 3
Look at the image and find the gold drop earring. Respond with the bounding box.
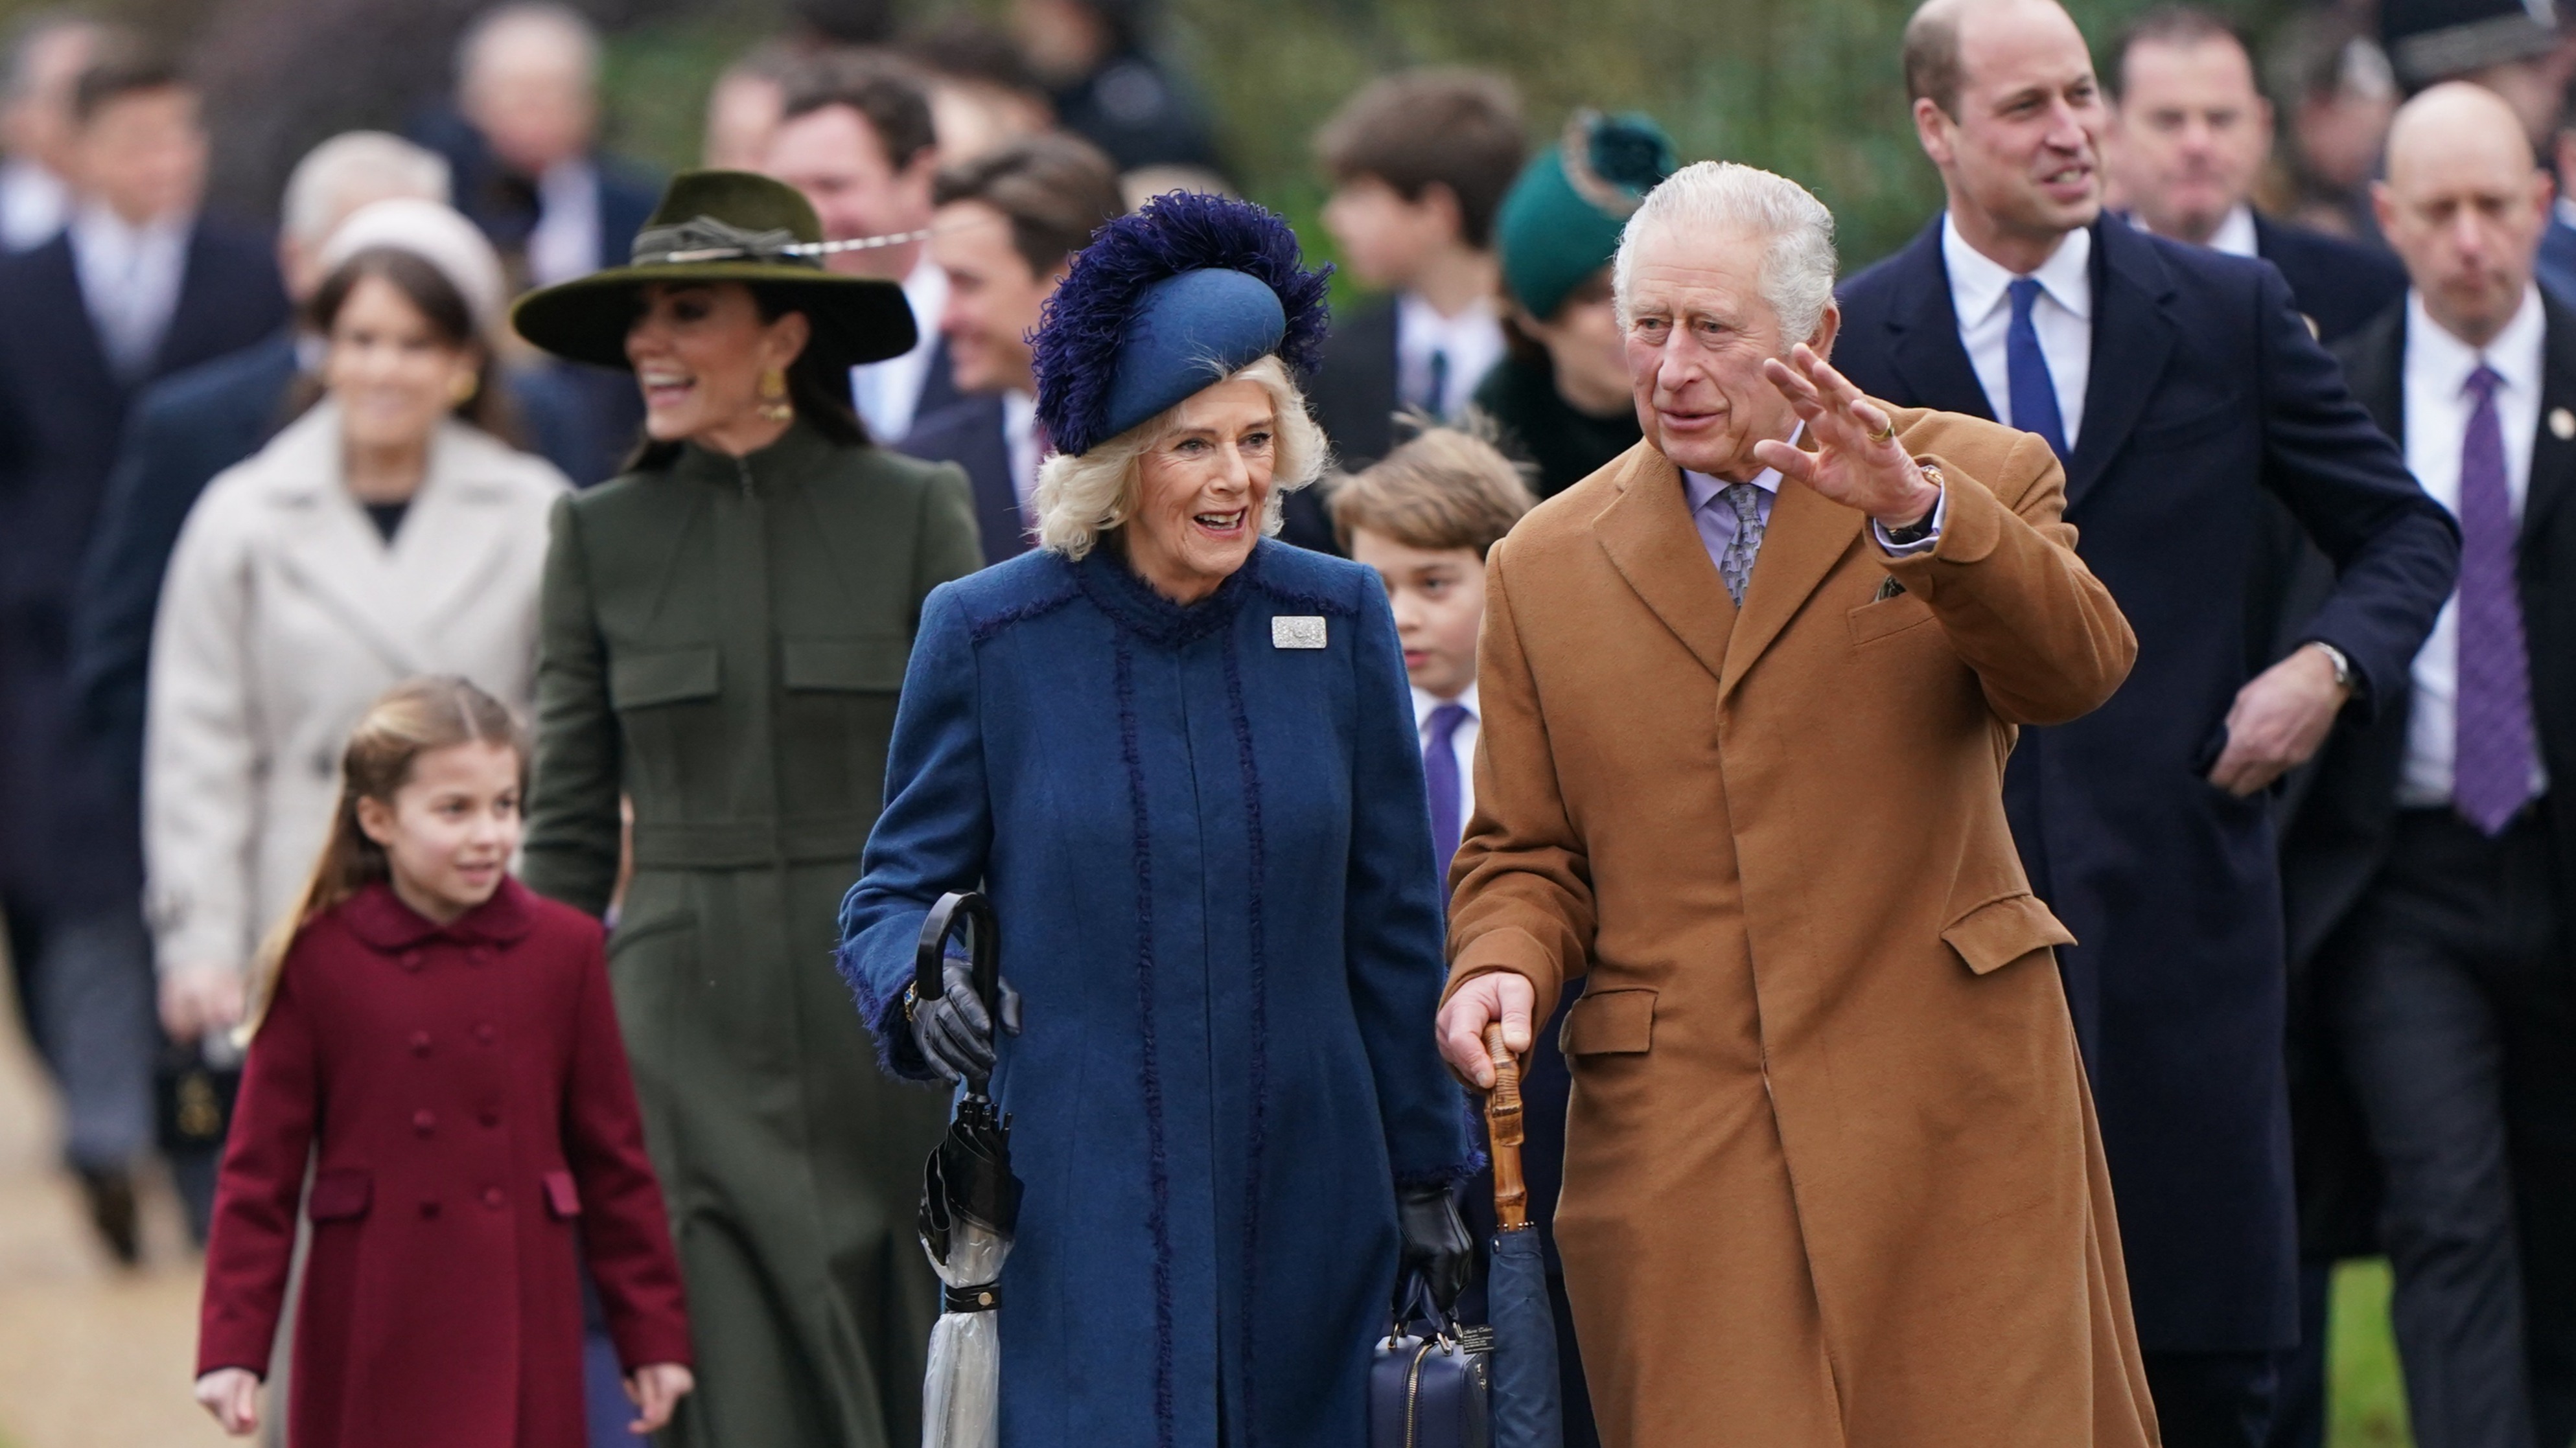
[450,371,479,405]
[757,367,793,423]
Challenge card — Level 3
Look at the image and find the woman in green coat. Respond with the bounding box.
[512,171,982,1447]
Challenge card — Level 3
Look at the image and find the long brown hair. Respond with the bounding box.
[240,676,527,1037]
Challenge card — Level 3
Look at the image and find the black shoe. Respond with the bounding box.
[76,1165,141,1266]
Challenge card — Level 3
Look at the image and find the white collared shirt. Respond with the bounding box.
[526,158,602,288]
[852,253,950,443]
[1943,213,2093,452]
[1395,290,1505,420]
[0,158,69,251]
[1413,682,1480,829]
[1001,387,1041,521]
[69,202,190,380]
[2204,203,2259,259]
[2396,284,2551,809]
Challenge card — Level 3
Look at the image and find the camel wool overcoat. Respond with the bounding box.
[1445,413,2159,1448]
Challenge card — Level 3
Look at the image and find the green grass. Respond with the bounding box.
[2331,1259,2413,1447]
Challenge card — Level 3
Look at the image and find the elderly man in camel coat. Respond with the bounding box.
[1435,161,2159,1447]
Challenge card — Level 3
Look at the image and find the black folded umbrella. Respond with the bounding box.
[1484,1023,1563,1448]
[916,891,1021,1448]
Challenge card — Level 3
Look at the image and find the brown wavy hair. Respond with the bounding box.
[240,676,526,1037]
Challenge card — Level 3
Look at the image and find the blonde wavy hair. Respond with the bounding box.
[1032,355,1330,559]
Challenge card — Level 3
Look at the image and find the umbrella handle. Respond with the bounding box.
[1482,1023,1529,1231]
[915,890,1003,1048]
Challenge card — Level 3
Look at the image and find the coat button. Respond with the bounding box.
[419,1199,440,1219]
[412,1109,435,1135]
[478,1108,500,1129]
[469,945,493,965]
[400,950,424,972]
[409,1031,431,1056]
[474,1023,497,1046]
[482,1187,505,1211]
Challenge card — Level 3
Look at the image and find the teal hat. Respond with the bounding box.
[1496,111,1678,321]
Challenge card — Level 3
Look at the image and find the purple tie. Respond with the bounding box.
[2453,363,2538,835]
[1424,702,1470,871]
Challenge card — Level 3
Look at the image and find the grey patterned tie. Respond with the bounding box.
[1717,483,1766,605]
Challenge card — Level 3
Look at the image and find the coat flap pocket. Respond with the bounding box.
[780,636,907,692]
[541,1169,581,1218]
[307,1168,372,1221]
[1941,893,2076,975]
[1559,987,1657,1056]
[610,646,721,709]
[1847,592,1935,646]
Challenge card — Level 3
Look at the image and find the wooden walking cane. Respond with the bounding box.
[1482,1024,1529,1230]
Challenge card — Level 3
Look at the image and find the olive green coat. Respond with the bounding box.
[522,422,982,1448]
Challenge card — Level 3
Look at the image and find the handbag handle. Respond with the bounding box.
[914,891,1002,1087]
[1482,1022,1529,1231]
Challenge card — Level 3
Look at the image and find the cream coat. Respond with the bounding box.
[145,402,568,973]
[1446,413,2157,1447]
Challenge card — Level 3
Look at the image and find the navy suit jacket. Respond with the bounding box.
[2256,213,2408,345]
[0,221,288,907]
[2538,213,2576,310]
[2286,294,2576,961]
[1290,295,1402,555]
[1835,213,2458,1351]
[899,391,1030,568]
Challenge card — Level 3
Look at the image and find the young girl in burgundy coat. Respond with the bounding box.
[193,676,693,1446]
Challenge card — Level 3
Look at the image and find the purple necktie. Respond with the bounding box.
[2453,363,2538,835]
[1424,702,1470,871]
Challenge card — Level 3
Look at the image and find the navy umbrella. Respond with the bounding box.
[1484,1023,1563,1448]
[917,892,1021,1448]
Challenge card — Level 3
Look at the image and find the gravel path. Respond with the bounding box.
[0,986,231,1448]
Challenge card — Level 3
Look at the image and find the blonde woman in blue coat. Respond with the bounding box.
[837,193,1477,1447]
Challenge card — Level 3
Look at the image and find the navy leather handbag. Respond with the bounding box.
[1369,1274,1491,1448]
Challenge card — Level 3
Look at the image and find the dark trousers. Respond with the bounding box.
[2147,1348,2279,1448]
[2325,808,2576,1448]
[5,897,156,1169]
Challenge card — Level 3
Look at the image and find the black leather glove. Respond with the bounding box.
[909,956,1022,1083]
[1395,1182,1474,1320]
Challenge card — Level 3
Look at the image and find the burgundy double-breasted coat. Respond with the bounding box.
[198,879,691,1448]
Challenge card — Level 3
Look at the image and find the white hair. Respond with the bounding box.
[281,132,451,247]
[1033,355,1329,560]
[1612,160,1839,345]
[456,2,600,88]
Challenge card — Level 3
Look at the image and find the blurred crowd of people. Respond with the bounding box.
[0,0,2573,1444]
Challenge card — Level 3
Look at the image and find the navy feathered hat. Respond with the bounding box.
[1032,190,1331,458]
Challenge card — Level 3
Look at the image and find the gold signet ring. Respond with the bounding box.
[1867,417,1897,444]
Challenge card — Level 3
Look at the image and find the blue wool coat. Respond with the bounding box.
[839,538,1475,1448]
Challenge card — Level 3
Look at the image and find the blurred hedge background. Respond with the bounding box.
[41,0,2304,267]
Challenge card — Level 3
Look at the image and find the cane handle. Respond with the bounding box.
[1482,1023,1529,1230]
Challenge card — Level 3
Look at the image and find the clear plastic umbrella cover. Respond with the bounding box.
[921,1104,1015,1448]
[915,893,1022,1448]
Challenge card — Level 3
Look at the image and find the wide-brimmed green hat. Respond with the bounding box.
[511,168,918,371]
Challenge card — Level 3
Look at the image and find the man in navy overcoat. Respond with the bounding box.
[1833,1,2456,1442]
[0,52,285,1259]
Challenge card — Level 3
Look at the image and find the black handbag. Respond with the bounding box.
[1369,1274,1492,1448]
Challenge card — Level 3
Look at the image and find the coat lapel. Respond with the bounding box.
[391,426,534,633]
[1590,446,1737,684]
[2065,218,2179,509]
[257,408,429,676]
[30,236,120,404]
[2524,294,2576,547]
[1877,222,1995,421]
[1719,479,1861,704]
